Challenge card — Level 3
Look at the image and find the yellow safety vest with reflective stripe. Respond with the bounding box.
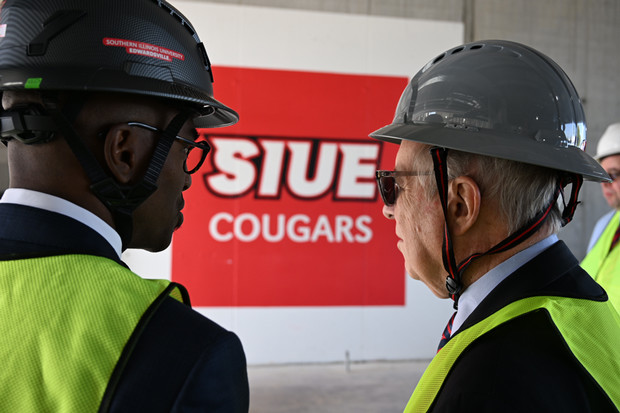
[403,295,620,413]
[0,254,185,412]
[582,211,620,314]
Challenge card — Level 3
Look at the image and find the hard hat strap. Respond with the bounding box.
[429,147,461,307]
[429,147,569,310]
[43,95,111,186]
[559,173,583,226]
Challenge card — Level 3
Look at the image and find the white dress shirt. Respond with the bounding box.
[0,188,122,259]
[451,234,559,334]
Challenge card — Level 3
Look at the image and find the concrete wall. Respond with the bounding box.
[468,0,620,259]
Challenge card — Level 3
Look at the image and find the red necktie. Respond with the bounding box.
[610,223,620,252]
[437,312,456,352]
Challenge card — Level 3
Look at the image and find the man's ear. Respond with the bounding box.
[103,125,151,185]
[446,176,481,236]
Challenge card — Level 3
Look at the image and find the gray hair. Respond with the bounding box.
[413,144,563,235]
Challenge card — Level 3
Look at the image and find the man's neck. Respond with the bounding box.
[459,228,554,289]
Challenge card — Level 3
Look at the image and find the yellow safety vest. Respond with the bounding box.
[404,295,620,413]
[582,211,620,314]
[0,254,186,412]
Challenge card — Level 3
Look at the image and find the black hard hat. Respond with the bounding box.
[0,0,238,248]
[370,40,608,182]
[0,0,237,128]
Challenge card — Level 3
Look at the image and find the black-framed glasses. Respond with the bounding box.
[606,171,620,182]
[127,121,210,174]
[375,170,433,206]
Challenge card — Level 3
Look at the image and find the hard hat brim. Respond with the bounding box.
[371,123,611,182]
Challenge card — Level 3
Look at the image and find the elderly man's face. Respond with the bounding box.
[600,154,620,210]
[382,140,448,298]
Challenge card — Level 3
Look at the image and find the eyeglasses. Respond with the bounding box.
[606,171,620,182]
[375,170,434,206]
[127,121,210,174]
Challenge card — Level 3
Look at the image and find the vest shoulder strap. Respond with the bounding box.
[0,254,181,412]
[582,211,620,276]
[404,295,620,412]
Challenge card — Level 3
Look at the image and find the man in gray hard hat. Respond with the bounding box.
[372,40,620,412]
[582,122,620,314]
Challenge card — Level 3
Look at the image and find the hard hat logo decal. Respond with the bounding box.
[103,37,185,62]
[24,78,42,89]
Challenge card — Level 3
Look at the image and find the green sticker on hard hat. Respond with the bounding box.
[24,78,43,89]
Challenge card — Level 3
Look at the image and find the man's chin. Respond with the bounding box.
[406,271,420,281]
[174,213,184,230]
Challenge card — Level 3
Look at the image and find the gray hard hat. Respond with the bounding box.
[370,40,609,182]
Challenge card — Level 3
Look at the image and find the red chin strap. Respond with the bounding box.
[429,147,583,309]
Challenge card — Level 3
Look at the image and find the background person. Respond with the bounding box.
[0,1,248,411]
[582,122,620,313]
[372,40,620,412]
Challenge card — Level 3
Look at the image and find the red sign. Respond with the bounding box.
[172,66,407,306]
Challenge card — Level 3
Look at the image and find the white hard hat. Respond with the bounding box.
[595,123,620,160]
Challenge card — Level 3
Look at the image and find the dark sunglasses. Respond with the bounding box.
[375,170,434,206]
[127,121,210,174]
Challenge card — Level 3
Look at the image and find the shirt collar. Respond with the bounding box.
[451,234,559,334]
[0,188,122,259]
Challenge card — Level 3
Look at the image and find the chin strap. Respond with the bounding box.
[429,147,583,310]
[558,173,583,226]
[43,96,189,249]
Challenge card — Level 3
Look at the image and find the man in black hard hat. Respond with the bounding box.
[372,40,620,412]
[0,1,248,411]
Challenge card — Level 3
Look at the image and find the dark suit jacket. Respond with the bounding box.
[430,241,617,412]
[0,202,249,413]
